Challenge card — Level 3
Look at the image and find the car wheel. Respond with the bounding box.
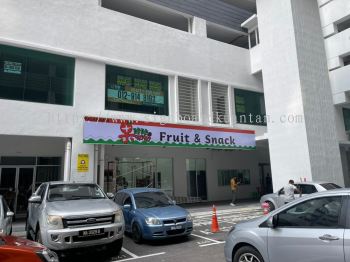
[35,226,42,244]
[267,201,275,212]
[107,238,123,257]
[233,246,264,262]
[132,223,142,244]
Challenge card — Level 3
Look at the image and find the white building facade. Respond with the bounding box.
[0,0,348,214]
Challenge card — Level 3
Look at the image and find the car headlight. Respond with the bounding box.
[186,214,192,222]
[113,210,124,223]
[145,217,162,225]
[47,215,63,229]
[36,249,59,262]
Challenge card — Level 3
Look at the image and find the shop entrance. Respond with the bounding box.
[0,166,35,216]
[186,159,207,200]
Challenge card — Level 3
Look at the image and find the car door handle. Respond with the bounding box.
[319,234,339,241]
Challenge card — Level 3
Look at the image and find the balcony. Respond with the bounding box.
[325,28,350,70]
[330,65,350,105]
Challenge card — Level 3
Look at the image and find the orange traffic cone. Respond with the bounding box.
[211,205,220,233]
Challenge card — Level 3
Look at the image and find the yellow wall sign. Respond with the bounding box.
[77,154,89,172]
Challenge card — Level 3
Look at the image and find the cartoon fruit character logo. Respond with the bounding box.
[118,122,135,144]
[118,121,152,144]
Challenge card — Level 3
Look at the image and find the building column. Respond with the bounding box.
[63,138,72,181]
[94,145,99,184]
[99,145,105,190]
[257,0,344,190]
[191,17,207,37]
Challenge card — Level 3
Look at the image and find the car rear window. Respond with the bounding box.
[320,183,341,190]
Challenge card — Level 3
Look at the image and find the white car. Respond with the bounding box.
[260,181,341,211]
[0,195,14,235]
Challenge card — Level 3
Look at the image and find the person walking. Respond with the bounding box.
[283,179,300,204]
[230,177,239,206]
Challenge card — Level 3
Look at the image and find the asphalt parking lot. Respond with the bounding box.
[13,202,262,262]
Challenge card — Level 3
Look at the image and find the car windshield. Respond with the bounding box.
[134,191,173,209]
[320,183,342,190]
[47,184,106,201]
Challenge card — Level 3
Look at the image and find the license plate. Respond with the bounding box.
[79,229,104,237]
[170,225,182,230]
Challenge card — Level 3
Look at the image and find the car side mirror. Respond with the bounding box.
[123,204,131,210]
[28,195,42,204]
[6,211,14,217]
[267,215,278,228]
[106,193,114,199]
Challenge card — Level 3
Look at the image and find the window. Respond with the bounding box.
[320,183,342,190]
[298,184,317,194]
[47,184,105,201]
[278,187,299,195]
[217,169,250,186]
[123,196,132,206]
[178,77,199,121]
[337,17,350,33]
[0,157,36,165]
[249,28,259,49]
[235,88,266,126]
[105,65,168,115]
[0,44,74,105]
[343,108,350,131]
[116,158,173,196]
[134,191,171,208]
[114,193,127,206]
[277,196,342,228]
[211,83,229,124]
[343,55,350,66]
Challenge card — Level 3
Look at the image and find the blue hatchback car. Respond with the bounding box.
[114,188,193,243]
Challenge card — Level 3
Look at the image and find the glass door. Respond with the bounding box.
[186,159,207,200]
[0,168,17,211]
[16,167,35,214]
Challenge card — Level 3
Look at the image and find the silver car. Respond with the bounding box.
[260,181,341,211]
[0,195,14,235]
[26,182,124,255]
[225,189,349,262]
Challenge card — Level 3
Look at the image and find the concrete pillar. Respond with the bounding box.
[94,145,99,184]
[191,17,207,37]
[99,145,105,190]
[257,0,344,190]
[63,138,72,181]
[70,137,95,183]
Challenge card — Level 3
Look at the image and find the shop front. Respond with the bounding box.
[83,117,262,202]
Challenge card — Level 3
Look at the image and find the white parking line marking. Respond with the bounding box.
[191,233,225,244]
[199,242,225,247]
[122,248,138,258]
[112,248,166,261]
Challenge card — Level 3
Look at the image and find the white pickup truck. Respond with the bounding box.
[26,182,124,255]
